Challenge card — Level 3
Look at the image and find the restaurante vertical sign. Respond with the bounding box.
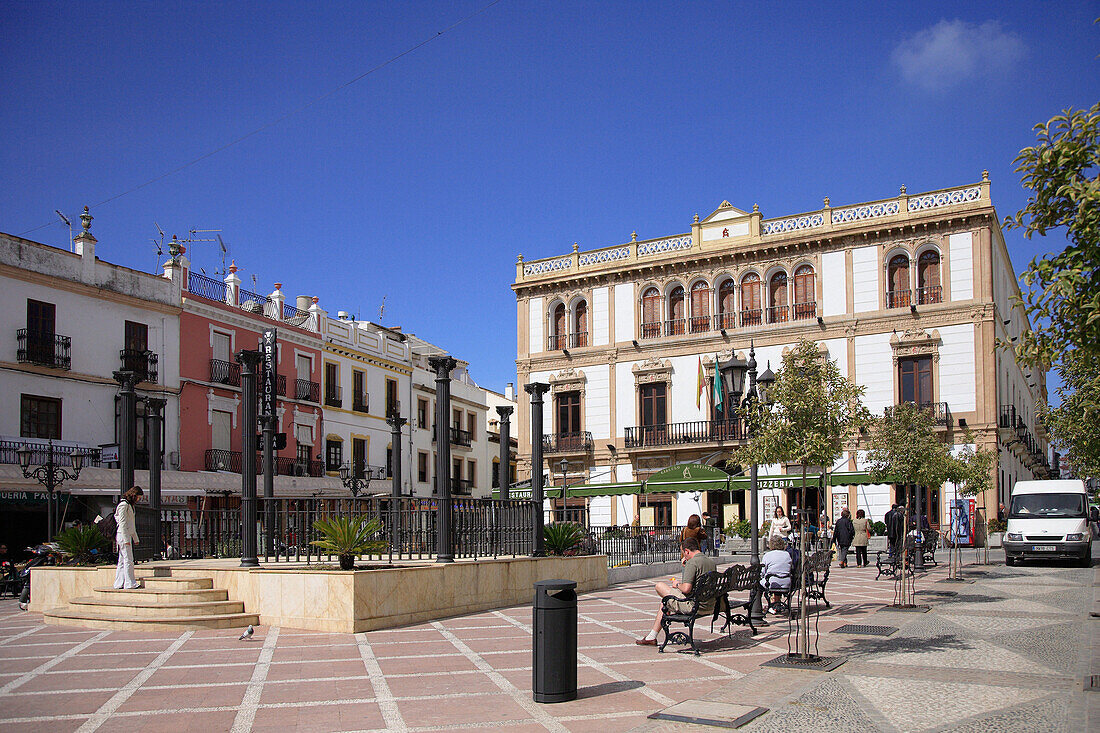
[260,328,277,418]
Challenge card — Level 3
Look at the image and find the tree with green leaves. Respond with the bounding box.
[736,339,869,657]
[1041,350,1100,480]
[865,402,953,604]
[945,436,997,578]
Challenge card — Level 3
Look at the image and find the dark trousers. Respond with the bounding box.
[855,546,868,566]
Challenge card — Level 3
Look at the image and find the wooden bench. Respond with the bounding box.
[658,565,760,655]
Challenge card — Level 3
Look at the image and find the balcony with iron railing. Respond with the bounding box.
[635,302,819,341]
[624,419,745,449]
[689,315,710,334]
[432,426,472,447]
[887,401,950,426]
[185,272,319,332]
[204,448,324,477]
[792,301,817,320]
[120,349,158,383]
[17,330,71,370]
[209,358,241,386]
[569,332,589,348]
[713,312,736,330]
[547,333,567,350]
[664,319,686,337]
[352,391,368,413]
[740,309,762,327]
[767,305,790,324]
[915,285,942,305]
[640,322,662,339]
[295,379,320,403]
[542,431,594,454]
[0,440,101,467]
[325,384,342,408]
[886,289,912,309]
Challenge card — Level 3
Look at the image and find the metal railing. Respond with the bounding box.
[120,349,158,383]
[689,315,710,333]
[17,330,71,370]
[187,272,228,302]
[569,332,589,348]
[238,288,273,316]
[543,431,594,454]
[793,301,817,320]
[641,322,661,339]
[587,525,684,567]
[204,448,324,477]
[548,334,567,350]
[886,289,912,308]
[740,309,762,327]
[915,285,942,305]
[767,305,790,324]
[714,312,736,330]
[209,358,241,386]
[325,385,342,408]
[887,401,950,426]
[282,302,310,323]
[432,426,472,447]
[352,392,368,412]
[664,318,686,336]
[624,418,745,448]
[998,405,1017,429]
[0,440,102,467]
[159,496,538,563]
[295,379,320,402]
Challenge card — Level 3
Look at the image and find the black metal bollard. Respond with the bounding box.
[532,579,577,703]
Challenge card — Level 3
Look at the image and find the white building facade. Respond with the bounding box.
[513,175,1049,531]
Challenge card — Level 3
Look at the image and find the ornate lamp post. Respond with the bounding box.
[17,441,85,539]
[338,463,373,497]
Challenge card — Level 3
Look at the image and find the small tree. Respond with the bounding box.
[945,436,996,577]
[1041,350,1100,479]
[865,402,953,604]
[736,339,869,657]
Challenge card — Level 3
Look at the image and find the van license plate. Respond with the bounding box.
[1032,545,1057,552]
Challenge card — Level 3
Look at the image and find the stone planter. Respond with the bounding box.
[867,536,887,553]
[987,532,1004,548]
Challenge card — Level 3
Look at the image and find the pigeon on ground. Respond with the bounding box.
[238,625,254,641]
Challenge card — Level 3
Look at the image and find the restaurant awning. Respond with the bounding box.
[643,463,731,494]
[491,481,642,500]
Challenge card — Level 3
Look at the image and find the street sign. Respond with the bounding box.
[260,328,277,418]
[99,443,119,463]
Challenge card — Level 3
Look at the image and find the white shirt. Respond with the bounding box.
[761,549,792,589]
[769,516,791,539]
[115,500,138,545]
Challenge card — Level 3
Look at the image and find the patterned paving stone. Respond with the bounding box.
[944,596,1068,615]
[992,621,1083,675]
[741,677,878,732]
[950,695,1068,733]
[846,674,1053,732]
[937,613,1065,634]
[873,637,1060,675]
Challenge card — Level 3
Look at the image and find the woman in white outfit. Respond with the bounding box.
[114,486,143,589]
[768,506,792,543]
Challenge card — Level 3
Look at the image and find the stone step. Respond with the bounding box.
[92,587,229,603]
[68,596,245,618]
[43,607,259,632]
[141,577,213,590]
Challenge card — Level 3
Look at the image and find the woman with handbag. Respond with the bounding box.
[114,486,144,590]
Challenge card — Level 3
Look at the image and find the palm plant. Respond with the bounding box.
[53,525,110,565]
[543,522,586,556]
[310,516,386,570]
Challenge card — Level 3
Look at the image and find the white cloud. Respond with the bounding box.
[892,19,1026,92]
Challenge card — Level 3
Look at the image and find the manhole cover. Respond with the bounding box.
[1085,675,1100,692]
[834,624,898,636]
[762,654,847,671]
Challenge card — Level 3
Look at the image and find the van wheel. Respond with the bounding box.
[1005,556,1016,567]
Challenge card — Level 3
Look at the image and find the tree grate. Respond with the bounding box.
[762,654,847,671]
[875,604,930,613]
[1086,675,1100,692]
[834,624,898,636]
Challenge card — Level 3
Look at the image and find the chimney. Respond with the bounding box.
[73,206,97,283]
[296,295,311,312]
[505,382,514,400]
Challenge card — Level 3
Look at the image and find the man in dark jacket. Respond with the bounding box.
[885,504,904,555]
[833,508,855,567]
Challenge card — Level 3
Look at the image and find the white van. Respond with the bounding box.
[1004,480,1092,566]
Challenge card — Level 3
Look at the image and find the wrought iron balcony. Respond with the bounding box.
[120,349,158,383]
[325,385,342,408]
[0,440,101,467]
[998,405,1017,429]
[792,301,817,321]
[432,426,472,447]
[569,331,589,348]
[543,431,593,454]
[624,419,745,449]
[451,478,473,495]
[17,329,71,370]
[713,312,736,330]
[664,319,686,336]
[916,286,942,305]
[210,358,241,386]
[295,379,320,403]
[886,289,912,309]
[689,315,710,334]
[547,334,567,350]
[740,309,762,327]
[352,391,368,412]
[640,322,661,339]
[767,305,790,324]
[887,401,950,426]
[205,448,323,477]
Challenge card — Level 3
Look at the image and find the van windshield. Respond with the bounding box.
[1009,493,1087,518]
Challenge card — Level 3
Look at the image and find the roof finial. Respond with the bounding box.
[572,242,579,253]
[900,184,907,194]
[693,213,699,224]
[982,169,989,181]
[79,206,92,233]
[631,230,637,242]
[823,197,830,207]
[752,203,759,213]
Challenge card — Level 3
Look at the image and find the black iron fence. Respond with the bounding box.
[543,431,594,454]
[204,448,324,477]
[17,329,71,370]
[159,496,538,563]
[586,525,684,567]
[120,349,158,383]
[0,440,102,467]
[624,418,745,448]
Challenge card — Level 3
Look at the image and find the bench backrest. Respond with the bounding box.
[725,563,761,591]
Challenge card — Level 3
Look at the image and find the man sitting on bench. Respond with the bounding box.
[635,536,716,646]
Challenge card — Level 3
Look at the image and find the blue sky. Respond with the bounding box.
[2,1,1097,393]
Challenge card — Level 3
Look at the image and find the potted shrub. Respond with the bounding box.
[868,521,888,552]
[986,518,1006,548]
[53,525,110,565]
[310,516,386,570]
[544,522,586,556]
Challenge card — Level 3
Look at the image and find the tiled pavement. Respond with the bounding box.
[0,551,1095,732]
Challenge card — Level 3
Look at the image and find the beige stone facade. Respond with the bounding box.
[512,174,1048,530]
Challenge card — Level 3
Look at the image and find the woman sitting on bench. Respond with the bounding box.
[761,535,792,610]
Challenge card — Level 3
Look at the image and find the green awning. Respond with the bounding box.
[491,481,642,500]
[643,463,731,494]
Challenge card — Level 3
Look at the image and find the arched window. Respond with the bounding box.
[916,250,942,304]
[572,300,588,347]
[641,287,661,339]
[550,303,566,350]
[690,281,711,333]
[887,254,911,308]
[717,280,736,329]
[740,273,762,327]
[667,286,686,335]
[768,271,789,323]
[793,265,816,320]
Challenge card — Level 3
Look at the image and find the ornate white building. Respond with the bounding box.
[512,174,1048,530]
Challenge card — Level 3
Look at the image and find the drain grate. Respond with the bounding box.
[918,589,958,597]
[1086,675,1100,692]
[762,654,847,671]
[834,624,898,636]
[875,604,930,613]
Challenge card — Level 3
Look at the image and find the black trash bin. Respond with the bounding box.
[532,578,577,703]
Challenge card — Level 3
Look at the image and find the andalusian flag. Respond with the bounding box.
[696,357,704,408]
[712,354,724,413]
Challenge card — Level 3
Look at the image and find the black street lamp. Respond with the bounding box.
[17,440,85,539]
[338,463,373,498]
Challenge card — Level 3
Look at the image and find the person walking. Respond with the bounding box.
[851,509,871,567]
[680,514,707,562]
[833,508,855,567]
[885,503,904,554]
[114,486,143,590]
[768,506,791,543]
